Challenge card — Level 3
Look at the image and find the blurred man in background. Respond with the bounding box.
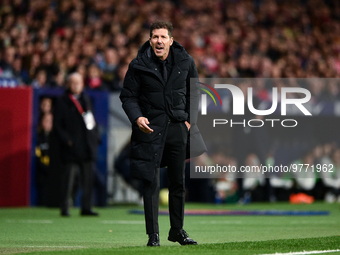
[54,72,99,216]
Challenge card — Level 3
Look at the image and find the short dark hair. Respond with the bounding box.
[150,21,173,38]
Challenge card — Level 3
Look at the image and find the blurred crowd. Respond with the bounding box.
[1,0,340,96]
[2,0,340,204]
[196,142,340,204]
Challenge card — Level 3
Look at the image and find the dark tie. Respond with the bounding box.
[162,60,167,83]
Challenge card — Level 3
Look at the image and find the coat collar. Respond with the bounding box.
[137,40,189,66]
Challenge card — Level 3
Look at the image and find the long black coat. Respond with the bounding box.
[53,90,99,163]
[120,41,206,181]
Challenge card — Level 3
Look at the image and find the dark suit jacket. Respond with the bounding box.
[53,90,99,163]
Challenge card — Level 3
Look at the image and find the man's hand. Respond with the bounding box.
[137,117,154,134]
[184,121,191,131]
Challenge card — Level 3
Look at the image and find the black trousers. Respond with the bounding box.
[143,122,188,234]
[60,160,94,212]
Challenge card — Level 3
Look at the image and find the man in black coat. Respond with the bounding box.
[54,72,99,216]
[120,21,206,246]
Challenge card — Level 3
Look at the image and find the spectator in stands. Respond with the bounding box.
[242,154,267,203]
[290,150,317,200]
[76,64,86,82]
[65,53,78,75]
[112,63,128,91]
[99,48,119,91]
[35,112,53,206]
[49,68,65,87]
[12,56,24,85]
[39,97,52,117]
[321,146,340,203]
[212,152,238,203]
[24,54,41,84]
[31,69,48,88]
[325,81,340,102]
[0,46,16,79]
[86,63,104,90]
[39,51,58,84]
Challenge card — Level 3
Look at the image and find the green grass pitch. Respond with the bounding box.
[0,202,340,255]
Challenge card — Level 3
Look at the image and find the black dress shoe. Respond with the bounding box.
[81,210,99,216]
[168,229,197,245]
[147,233,160,246]
[61,210,70,217]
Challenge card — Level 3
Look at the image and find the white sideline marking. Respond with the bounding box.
[289,221,333,225]
[198,221,331,225]
[199,220,242,224]
[259,249,340,255]
[6,220,53,224]
[101,220,144,224]
[25,246,85,248]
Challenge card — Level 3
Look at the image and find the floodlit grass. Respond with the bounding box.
[0,202,339,254]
